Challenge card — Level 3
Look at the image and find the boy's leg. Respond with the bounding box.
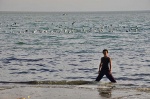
[105,71,116,83]
[95,71,105,81]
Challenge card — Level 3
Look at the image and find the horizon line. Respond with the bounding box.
[0,10,150,13]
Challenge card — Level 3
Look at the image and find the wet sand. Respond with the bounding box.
[0,84,150,99]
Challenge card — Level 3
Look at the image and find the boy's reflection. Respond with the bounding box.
[98,87,112,98]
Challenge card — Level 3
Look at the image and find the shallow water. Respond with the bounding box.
[0,11,150,87]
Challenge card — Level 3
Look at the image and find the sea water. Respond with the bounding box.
[0,11,149,87]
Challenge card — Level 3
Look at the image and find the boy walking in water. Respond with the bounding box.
[95,49,116,83]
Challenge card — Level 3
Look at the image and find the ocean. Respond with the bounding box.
[0,11,150,87]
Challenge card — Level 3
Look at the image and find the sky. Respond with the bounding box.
[0,0,150,12]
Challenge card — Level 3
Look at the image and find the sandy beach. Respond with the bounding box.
[0,83,150,99]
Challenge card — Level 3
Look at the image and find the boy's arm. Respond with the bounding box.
[109,58,112,72]
[99,62,102,71]
[98,58,103,73]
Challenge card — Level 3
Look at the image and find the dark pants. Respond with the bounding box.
[95,70,116,83]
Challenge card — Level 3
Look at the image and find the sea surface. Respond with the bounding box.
[0,11,150,87]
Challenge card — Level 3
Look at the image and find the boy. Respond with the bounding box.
[95,49,116,83]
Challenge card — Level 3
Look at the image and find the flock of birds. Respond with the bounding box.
[0,21,141,34]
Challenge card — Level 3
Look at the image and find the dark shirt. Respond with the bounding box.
[101,57,110,71]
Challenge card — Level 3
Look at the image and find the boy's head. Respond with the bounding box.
[103,49,108,55]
